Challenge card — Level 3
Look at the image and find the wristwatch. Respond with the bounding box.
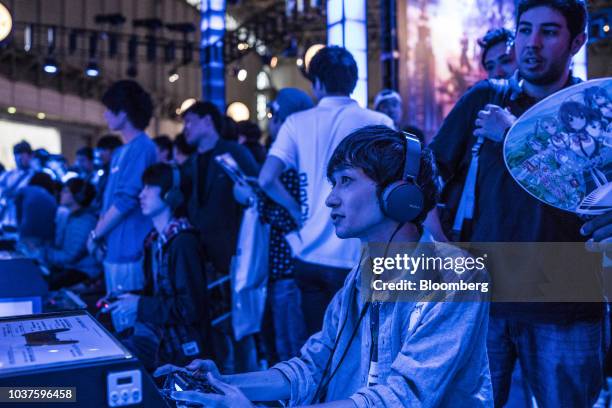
[89,230,103,244]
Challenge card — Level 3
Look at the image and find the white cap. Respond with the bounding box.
[374,89,402,109]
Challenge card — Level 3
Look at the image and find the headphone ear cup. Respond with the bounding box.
[164,188,184,211]
[381,181,424,223]
[164,166,184,211]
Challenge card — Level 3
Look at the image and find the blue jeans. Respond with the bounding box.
[269,278,307,361]
[487,315,605,408]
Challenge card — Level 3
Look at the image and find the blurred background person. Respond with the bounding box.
[373,89,403,129]
[15,172,58,245]
[153,135,173,164]
[259,87,313,363]
[87,80,157,294]
[478,27,517,80]
[74,147,96,183]
[172,132,196,166]
[0,141,34,227]
[93,135,124,211]
[236,120,266,165]
[40,178,101,290]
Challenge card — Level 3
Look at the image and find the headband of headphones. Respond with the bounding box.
[401,132,421,183]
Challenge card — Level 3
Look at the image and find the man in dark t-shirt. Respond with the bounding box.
[180,101,259,373]
[429,1,604,406]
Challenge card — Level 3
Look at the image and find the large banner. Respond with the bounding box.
[397,0,516,140]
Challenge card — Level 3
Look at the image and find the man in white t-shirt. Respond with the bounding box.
[259,46,393,335]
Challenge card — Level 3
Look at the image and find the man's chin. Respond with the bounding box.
[519,67,563,86]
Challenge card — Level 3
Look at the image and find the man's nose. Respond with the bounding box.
[325,188,340,208]
[526,31,543,48]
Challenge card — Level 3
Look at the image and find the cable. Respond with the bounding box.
[310,222,406,403]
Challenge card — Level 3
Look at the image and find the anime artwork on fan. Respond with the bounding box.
[504,78,612,214]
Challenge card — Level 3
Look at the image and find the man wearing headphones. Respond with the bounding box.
[158,126,491,407]
[109,163,210,370]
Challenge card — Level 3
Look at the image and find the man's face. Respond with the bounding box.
[183,113,214,147]
[95,148,112,167]
[103,109,127,132]
[483,43,517,79]
[76,155,94,173]
[139,184,167,217]
[515,6,581,85]
[325,167,387,240]
[14,152,32,170]
[377,99,403,125]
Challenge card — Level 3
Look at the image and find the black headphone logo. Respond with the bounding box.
[163,165,184,210]
[380,132,424,223]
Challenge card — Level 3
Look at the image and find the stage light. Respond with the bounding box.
[7,106,16,114]
[270,56,278,69]
[237,42,248,51]
[304,44,325,71]
[37,112,46,120]
[237,69,247,82]
[0,2,13,42]
[604,25,610,33]
[168,70,179,83]
[226,102,250,122]
[296,58,303,67]
[43,56,59,74]
[85,61,100,77]
[179,98,196,114]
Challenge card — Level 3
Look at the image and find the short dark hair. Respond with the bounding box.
[29,172,55,195]
[182,101,224,135]
[66,178,96,207]
[142,163,175,199]
[174,132,196,156]
[516,0,588,40]
[478,28,515,67]
[327,125,440,228]
[154,135,173,153]
[13,140,32,155]
[96,134,123,151]
[76,147,94,161]
[223,116,238,141]
[236,120,262,143]
[308,46,358,95]
[101,80,154,130]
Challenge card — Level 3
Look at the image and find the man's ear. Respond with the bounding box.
[570,32,587,56]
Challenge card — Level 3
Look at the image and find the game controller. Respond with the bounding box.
[96,293,120,313]
[160,369,222,407]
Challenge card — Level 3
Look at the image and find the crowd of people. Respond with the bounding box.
[0,0,611,406]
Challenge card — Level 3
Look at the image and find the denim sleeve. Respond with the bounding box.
[428,81,491,181]
[270,283,345,406]
[112,139,157,213]
[349,300,490,408]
